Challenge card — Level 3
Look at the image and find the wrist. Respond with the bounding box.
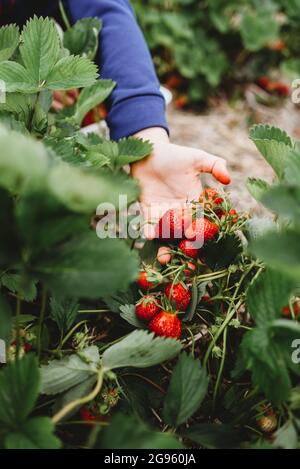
[134,127,169,145]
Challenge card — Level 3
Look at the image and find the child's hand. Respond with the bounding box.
[131,127,231,239]
[51,89,79,111]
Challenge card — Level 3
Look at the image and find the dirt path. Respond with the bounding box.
[167,98,299,215]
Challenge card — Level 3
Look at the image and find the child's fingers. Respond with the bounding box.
[52,100,64,111]
[194,150,231,185]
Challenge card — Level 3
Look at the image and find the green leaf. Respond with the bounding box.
[0,354,39,426]
[240,328,292,404]
[53,376,96,419]
[12,314,37,325]
[249,125,294,179]
[0,24,20,61]
[71,80,115,125]
[163,353,208,427]
[246,269,298,326]
[203,234,243,270]
[5,417,61,449]
[0,293,12,342]
[0,61,35,93]
[183,423,242,449]
[116,138,153,167]
[102,330,182,370]
[1,273,37,302]
[0,92,35,127]
[84,149,111,169]
[63,18,102,61]
[240,12,279,51]
[119,304,145,329]
[245,217,276,241]
[0,188,20,266]
[0,113,29,134]
[47,162,139,213]
[15,190,87,254]
[19,17,60,85]
[261,185,300,219]
[284,149,300,185]
[103,290,135,313]
[273,421,298,450]
[35,235,140,299]
[0,126,48,194]
[270,319,300,377]
[247,178,271,202]
[85,137,152,170]
[96,413,183,449]
[50,297,79,333]
[289,387,300,411]
[45,55,98,90]
[40,346,100,395]
[44,137,88,167]
[251,229,300,278]
[86,140,119,169]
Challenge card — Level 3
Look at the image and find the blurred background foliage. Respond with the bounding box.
[132,0,300,105]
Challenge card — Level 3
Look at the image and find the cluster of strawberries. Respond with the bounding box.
[135,188,239,339]
[257,76,290,97]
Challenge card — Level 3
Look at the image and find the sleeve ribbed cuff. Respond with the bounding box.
[107,95,169,141]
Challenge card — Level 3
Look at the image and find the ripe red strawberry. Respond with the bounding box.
[156,208,192,240]
[282,304,300,318]
[216,209,226,219]
[274,82,290,97]
[186,217,219,244]
[80,407,97,422]
[228,209,238,224]
[258,76,272,90]
[82,110,95,127]
[179,239,198,259]
[23,343,32,353]
[137,271,154,290]
[165,282,191,311]
[98,104,108,120]
[202,293,211,303]
[175,95,188,109]
[149,311,182,338]
[136,296,161,321]
[166,74,182,90]
[199,188,224,206]
[82,105,108,127]
[183,261,196,277]
[268,39,285,51]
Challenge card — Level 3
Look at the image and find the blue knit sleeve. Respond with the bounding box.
[67,0,169,140]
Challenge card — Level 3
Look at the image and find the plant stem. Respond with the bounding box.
[56,320,88,351]
[186,327,195,357]
[195,271,228,282]
[212,327,228,408]
[58,0,71,29]
[37,286,47,360]
[203,262,255,368]
[52,368,104,425]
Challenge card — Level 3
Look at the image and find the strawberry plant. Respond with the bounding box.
[0,15,300,450]
[132,0,300,104]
